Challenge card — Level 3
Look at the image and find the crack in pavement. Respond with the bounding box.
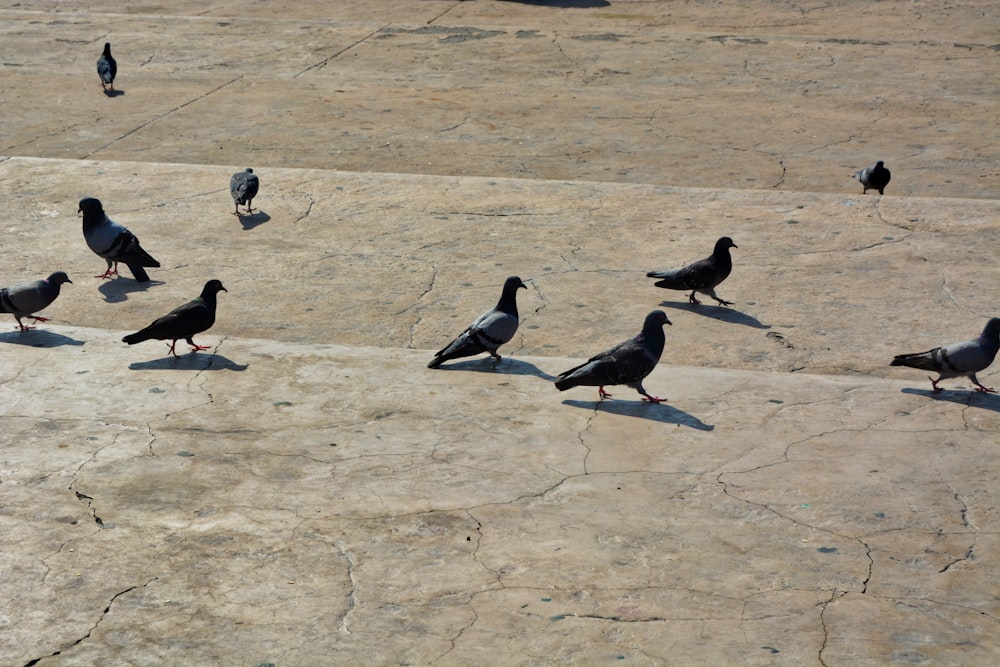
[293,25,387,78]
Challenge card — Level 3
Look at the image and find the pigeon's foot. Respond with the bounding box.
[30,316,51,323]
[190,343,211,352]
[714,298,733,307]
[973,384,996,393]
[14,323,35,332]
[641,394,666,403]
[929,376,943,394]
[95,266,119,280]
[687,293,702,305]
[166,341,180,357]
[598,386,612,399]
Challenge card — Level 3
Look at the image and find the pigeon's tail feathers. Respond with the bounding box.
[891,350,938,371]
[123,328,155,345]
[648,269,684,289]
[127,264,151,283]
[0,287,12,314]
[427,330,485,368]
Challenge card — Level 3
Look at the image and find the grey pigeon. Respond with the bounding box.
[122,280,227,356]
[891,317,1000,393]
[854,160,891,195]
[230,168,260,216]
[647,236,737,306]
[428,276,527,368]
[555,310,671,402]
[97,42,117,92]
[78,197,160,283]
[0,271,73,331]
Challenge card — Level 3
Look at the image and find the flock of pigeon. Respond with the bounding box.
[424,234,1000,399]
[2,44,998,400]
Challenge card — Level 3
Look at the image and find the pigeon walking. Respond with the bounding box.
[230,168,260,216]
[555,310,671,402]
[854,160,891,195]
[122,280,228,356]
[0,272,73,331]
[97,42,117,92]
[891,317,1000,393]
[428,276,527,369]
[647,236,737,306]
[79,197,160,283]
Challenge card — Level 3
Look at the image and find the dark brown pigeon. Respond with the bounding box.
[123,280,227,356]
[647,237,737,306]
[555,310,671,402]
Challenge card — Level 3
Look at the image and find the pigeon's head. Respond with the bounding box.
[715,236,737,251]
[982,317,1000,342]
[875,160,885,168]
[102,42,112,56]
[46,272,73,286]
[203,279,228,295]
[78,198,104,217]
[504,276,528,293]
[244,167,254,174]
[644,310,671,330]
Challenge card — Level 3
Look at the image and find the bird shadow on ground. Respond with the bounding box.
[104,89,125,97]
[901,387,1000,412]
[563,398,715,430]
[658,301,770,329]
[98,278,165,303]
[238,211,270,230]
[0,328,86,347]
[128,352,248,371]
[433,357,557,381]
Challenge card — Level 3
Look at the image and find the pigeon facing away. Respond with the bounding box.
[122,280,228,357]
[647,236,737,306]
[428,276,527,369]
[555,310,671,402]
[230,168,260,216]
[891,317,1000,393]
[854,160,891,195]
[78,197,160,283]
[0,272,73,331]
[97,42,117,92]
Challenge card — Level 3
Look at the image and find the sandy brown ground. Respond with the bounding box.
[0,1,998,666]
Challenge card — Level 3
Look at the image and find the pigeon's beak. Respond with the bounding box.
[66,279,73,284]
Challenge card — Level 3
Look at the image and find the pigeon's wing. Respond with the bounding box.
[468,309,519,349]
[557,338,644,387]
[124,300,210,343]
[648,257,718,291]
[892,338,990,376]
[230,172,260,204]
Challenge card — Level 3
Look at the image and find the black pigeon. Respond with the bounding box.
[0,271,73,331]
[230,168,260,216]
[555,310,671,402]
[646,236,737,306]
[428,276,527,368]
[891,317,1000,393]
[854,160,891,195]
[122,280,227,356]
[97,42,117,92]
[78,197,160,283]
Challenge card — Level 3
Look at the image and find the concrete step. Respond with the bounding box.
[2,325,997,665]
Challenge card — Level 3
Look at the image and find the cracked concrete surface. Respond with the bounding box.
[1,1,998,665]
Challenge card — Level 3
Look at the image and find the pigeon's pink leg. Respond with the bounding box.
[641,392,666,403]
[29,316,50,323]
[96,263,119,279]
[14,322,35,331]
[189,343,211,352]
[688,292,702,305]
[598,386,612,399]
[166,340,179,357]
[929,376,943,394]
[972,381,996,393]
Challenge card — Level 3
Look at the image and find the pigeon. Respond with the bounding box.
[555,310,671,402]
[647,236,737,306]
[427,276,527,369]
[97,42,117,92]
[78,197,160,283]
[0,271,73,331]
[854,160,891,195]
[891,318,1000,393]
[230,168,260,216]
[122,280,228,356]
